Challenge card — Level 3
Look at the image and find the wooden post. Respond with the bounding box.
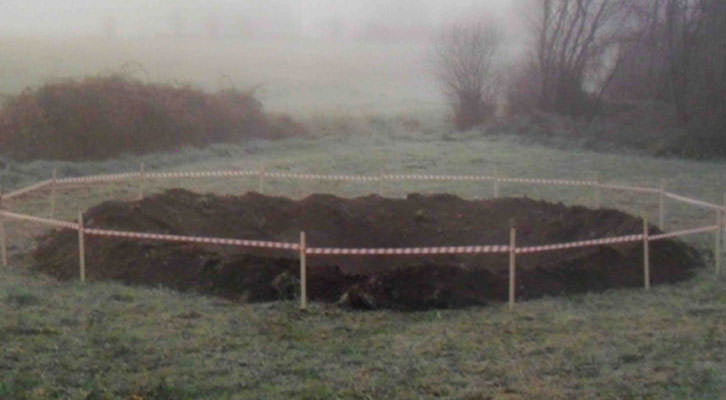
[138,162,145,200]
[643,216,650,290]
[659,179,666,229]
[49,168,57,218]
[493,168,500,199]
[716,209,722,276]
[299,231,307,310]
[258,162,265,194]
[594,174,601,209]
[78,211,86,282]
[378,169,384,196]
[0,186,7,267]
[508,222,516,309]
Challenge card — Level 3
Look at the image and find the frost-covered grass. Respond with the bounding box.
[1,117,725,399]
[1,260,725,399]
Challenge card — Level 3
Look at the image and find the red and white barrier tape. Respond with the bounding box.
[307,244,510,256]
[57,173,139,184]
[3,180,53,199]
[384,174,497,182]
[146,170,258,179]
[650,225,719,240]
[589,183,659,194]
[664,192,724,211]
[0,210,78,229]
[266,172,381,182]
[516,234,644,254]
[502,177,598,186]
[83,228,299,250]
[1,207,719,256]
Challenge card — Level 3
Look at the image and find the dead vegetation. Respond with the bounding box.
[0,75,306,161]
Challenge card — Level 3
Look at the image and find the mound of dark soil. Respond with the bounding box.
[33,189,703,310]
[0,75,306,161]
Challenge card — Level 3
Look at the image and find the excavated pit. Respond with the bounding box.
[33,189,704,310]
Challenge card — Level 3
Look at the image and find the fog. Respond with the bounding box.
[0,1,525,116]
[0,0,518,39]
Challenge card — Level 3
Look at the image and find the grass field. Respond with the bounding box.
[0,33,725,399]
[1,125,725,399]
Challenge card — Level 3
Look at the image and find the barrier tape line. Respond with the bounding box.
[0,208,719,256]
[57,173,139,184]
[0,210,78,229]
[664,192,724,211]
[516,234,644,254]
[597,183,660,194]
[49,169,604,187]
[307,244,510,256]
[83,228,300,250]
[146,170,258,179]
[650,225,719,240]
[3,180,53,199]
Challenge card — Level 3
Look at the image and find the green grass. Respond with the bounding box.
[1,264,724,399]
[1,121,725,399]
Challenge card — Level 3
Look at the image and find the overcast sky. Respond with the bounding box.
[0,0,516,38]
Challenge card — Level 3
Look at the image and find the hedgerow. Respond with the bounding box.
[0,75,305,161]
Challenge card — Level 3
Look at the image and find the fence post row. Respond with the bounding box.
[643,216,650,290]
[299,231,307,310]
[78,211,86,282]
[49,168,57,219]
[0,185,7,267]
[508,222,517,310]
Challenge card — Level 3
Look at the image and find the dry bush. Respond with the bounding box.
[433,22,502,130]
[0,75,306,161]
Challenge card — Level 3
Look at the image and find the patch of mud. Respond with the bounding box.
[33,189,703,310]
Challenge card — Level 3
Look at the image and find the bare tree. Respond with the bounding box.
[531,0,631,116]
[433,22,502,130]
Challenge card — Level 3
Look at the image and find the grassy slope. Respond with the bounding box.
[1,126,725,399]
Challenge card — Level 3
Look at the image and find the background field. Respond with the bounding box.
[0,35,725,399]
[2,128,725,399]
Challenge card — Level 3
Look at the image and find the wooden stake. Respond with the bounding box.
[0,186,7,267]
[299,231,307,310]
[78,211,86,282]
[643,216,650,290]
[659,179,666,229]
[716,209,722,276]
[508,223,517,309]
[594,174,601,209]
[493,168,500,199]
[138,162,145,200]
[258,162,265,194]
[49,168,57,218]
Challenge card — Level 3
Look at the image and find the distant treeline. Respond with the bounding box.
[0,76,305,161]
[506,0,726,158]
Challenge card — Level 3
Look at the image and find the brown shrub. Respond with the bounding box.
[0,75,306,161]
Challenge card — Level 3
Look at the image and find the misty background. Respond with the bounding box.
[0,1,522,116]
[0,1,516,38]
